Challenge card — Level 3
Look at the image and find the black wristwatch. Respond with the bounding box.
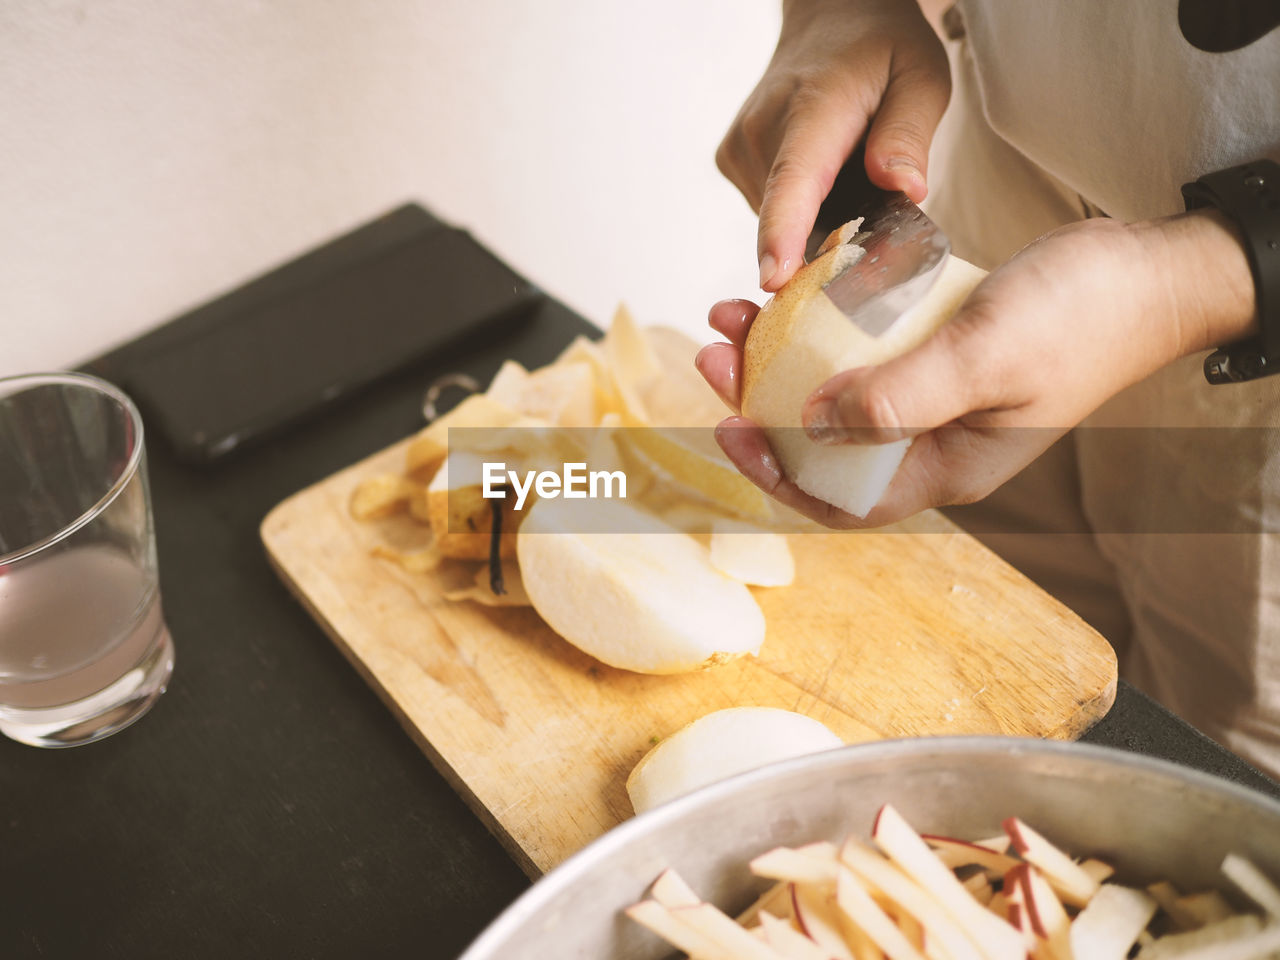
[1181,159,1280,384]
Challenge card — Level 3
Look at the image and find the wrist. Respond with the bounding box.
[1136,208,1259,359]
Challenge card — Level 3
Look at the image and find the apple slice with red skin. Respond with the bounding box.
[922,835,1021,876]
[649,867,701,908]
[961,871,995,906]
[840,837,986,960]
[666,901,795,960]
[895,909,926,953]
[987,892,1010,921]
[973,835,1013,854]
[625,900,754,960]
[1018,863,1075,960]
[758,910,835,960]
[751,847,842,887]
[739,882,794,926]
[874,805,1026,960]
[1080,858,1116,885]
[1003,869,1041,956]
[630,877,794,960]
[796,841,840,860]
[842,921,881,960]
[791,882,857,960]
[1003,816,1101,908]
[833,866,929,960]
[1004,900,1045,958]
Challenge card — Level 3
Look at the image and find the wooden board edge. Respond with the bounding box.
[259,506,546,882]
[257,443,1120,877]
[1044,675,1119,741]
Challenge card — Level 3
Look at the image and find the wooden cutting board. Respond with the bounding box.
[262,438,1116,878]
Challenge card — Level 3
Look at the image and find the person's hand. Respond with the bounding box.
[717,0,950,292]
[695,212,1259,529]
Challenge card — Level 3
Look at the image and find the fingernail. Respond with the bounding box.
[758,252,778,289]
[885,157,926,199]
[805,399,844,445]
[696,344,739,411]
[693,344,712,374]
[884,156,920,176]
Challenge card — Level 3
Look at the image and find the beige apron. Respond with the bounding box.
[923,1,1280,774]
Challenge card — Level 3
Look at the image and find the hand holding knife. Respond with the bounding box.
[807,141,952,339]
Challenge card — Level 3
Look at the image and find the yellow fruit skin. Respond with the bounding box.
[741,235,986,518]
[742,241,867,406]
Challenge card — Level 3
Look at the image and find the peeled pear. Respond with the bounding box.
[516,497,765,674]
[741,224,986,517]
[626,707,844,814]
[708,520,794,587]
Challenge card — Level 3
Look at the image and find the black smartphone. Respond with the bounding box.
[88,204,543,464]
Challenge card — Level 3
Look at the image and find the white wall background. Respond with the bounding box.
[0,1,780,377]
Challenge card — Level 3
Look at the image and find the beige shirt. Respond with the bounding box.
[956,0,1279,222]
[929,2,1280,775]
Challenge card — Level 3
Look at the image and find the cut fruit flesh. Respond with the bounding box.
[517,497,765,675]
[741,226,986,518]
[627,707,842,814]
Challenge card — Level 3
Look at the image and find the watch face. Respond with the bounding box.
[1204,343,1271,385]
[1179,0,1280,52]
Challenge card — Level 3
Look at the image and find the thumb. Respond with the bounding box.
[863,63,950,203]
[757,97,867,292]
[801,324,995,444]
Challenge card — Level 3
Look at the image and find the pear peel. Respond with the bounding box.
[742,225,987,518]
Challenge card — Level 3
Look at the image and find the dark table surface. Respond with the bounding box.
[4,236,1279,959]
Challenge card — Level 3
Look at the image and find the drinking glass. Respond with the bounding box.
[0,372,174,747]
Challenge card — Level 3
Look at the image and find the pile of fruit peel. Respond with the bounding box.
[349,305,813,674]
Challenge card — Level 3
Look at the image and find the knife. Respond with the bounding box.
[805,142,951,338]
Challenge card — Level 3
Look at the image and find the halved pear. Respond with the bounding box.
[516,497,765,675]
[626,706,843,815]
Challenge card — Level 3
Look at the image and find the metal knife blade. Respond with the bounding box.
[806,146,951,338]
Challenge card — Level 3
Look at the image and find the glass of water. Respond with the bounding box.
[0,372,174,747]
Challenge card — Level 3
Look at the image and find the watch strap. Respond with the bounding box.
[1181,159,1280,384]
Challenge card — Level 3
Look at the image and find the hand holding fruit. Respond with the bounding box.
[716,0,950,291]
[697,212,1259,528]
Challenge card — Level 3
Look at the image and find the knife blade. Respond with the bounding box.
[806,144,951,338]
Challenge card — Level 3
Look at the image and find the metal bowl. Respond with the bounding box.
[460,736,1280,960]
